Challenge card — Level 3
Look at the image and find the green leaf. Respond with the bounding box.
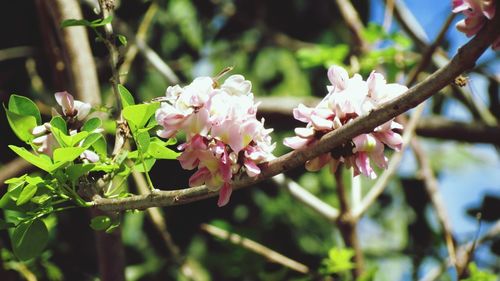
[12,219,49,261]
[91,135,108,156]
[461,263,497,281]
[320,247,355,275]
[4,106,37,142]
[81,133,102,149]
[51,126,88,147]
[82,117,102,132]
[118,84,135,108]
[134,158,156,172]
[67,164,95,183]
[53,147,87,163]
[90,15,113,27]
[8,94,41,125]
[50,116,67,133]
[60,18,92,28]
[122,103,159,130]
[90,216,112,231]
[9,145,53,172]
[136,131,150,154]
[16,184,38,206]
[147,142,180,159]
[4,174,27,185]
[117,34,128,46]
[296,45,349,69]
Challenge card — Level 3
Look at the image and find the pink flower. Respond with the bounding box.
[156,74,275,206]
[55,91,91,121]
[452,0,499,50]
[284,65,406,179]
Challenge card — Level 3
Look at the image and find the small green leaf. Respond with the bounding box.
[82,117,102,132]
[118,84,135,108]
[90,216,112,231]
[81,133,102,149]
[30,194,52,205]
[136,131,150,153]
[122,103,159,131]
[117,34,128,46]
[8,94,42,125]
[67,164,95,183]
[16,184,38,206]
[91,15,113,27]
[4,106,37,142]
[148,142,180,159]
[91,135,108,156]
[60,18,92,28]
[53,147,87,163]
[50,116,67,133]
[134,158,156,172]
[4,174,27,185]
[12,219,49,261]
[51,126,88,147]
[9,145,53,172]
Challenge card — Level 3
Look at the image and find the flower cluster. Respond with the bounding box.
[284,65,407,179]
[452,0,499,50]
[155,74,275,206]
[32,91,99,162]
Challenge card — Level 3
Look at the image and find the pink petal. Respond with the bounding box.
[283,136,310,149]
[217,182,232,207]
[292,104,313,123]
[327,65,349,91]
[189,167,211,187]
[244,159,261,177]
[310,114,333,131]
[55,91,75,116]
[354,152,376,179]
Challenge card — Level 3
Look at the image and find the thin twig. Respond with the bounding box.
[119,1,159,84]
[272,174,340,221]
[333,0,369,54]
[352,103,424,220]
[91,14,500,212]
[201,223,309,274]
[391,0,497,126]
[406,13,457,86]
[419,219,500,281]
[131,170,182,264]
[334,167,364,277]
[411,139,457,270]
[114,19,180,85]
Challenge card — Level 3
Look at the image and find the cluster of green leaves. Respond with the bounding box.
[1,85,179,260]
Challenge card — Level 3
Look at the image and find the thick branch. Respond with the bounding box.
[50,0,101,105]
[92,13,500,212]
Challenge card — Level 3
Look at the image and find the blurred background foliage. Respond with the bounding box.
[0,0,499,280]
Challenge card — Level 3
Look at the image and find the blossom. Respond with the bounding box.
[283,65,406,179]
[32,92,99,163]
[156,74,275,206]
[452,0,499,50]
[55,91,91,120]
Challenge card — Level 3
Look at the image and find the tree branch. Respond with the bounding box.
[201,223,309,274]
[91,13,500,212]
[334,167,364,277]
[273,174,340,221]
[411,139,458,270]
